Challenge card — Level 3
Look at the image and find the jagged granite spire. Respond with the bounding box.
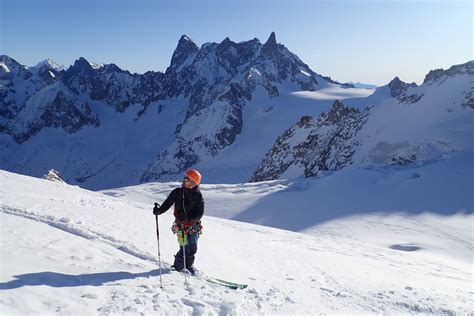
[167,34,199,72]
[261,32,278,56]
[62,57,95,86]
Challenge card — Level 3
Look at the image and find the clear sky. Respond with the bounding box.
[1,0,472,85]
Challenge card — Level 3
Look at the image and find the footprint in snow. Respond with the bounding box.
[81,293,98,299]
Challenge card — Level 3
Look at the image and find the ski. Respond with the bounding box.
[171,268,248,290]
[204,277,248,290]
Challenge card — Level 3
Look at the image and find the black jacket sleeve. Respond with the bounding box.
[158,188,178,215]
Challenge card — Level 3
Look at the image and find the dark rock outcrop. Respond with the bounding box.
[388,77,417,98]
[423,61,474,84]
[251,100,369,182]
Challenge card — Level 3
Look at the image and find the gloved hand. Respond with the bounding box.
[153,202,161,215]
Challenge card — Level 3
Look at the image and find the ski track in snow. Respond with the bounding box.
[0,205,158,263]
[0,206,290,315]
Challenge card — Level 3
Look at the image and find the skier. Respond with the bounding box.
[153,169,204,275]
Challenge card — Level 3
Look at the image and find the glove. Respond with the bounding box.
[153,203,161,215]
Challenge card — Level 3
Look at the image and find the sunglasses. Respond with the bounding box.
[183,177,192,182]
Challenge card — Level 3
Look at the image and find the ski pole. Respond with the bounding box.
[182,228,188,284]
[154,203,163,288]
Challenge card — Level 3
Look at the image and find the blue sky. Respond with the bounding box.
[1,0,472,85]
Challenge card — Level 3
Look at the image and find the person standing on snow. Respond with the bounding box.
[153,169,204,275]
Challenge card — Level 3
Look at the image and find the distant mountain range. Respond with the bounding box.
[1,33,472,189]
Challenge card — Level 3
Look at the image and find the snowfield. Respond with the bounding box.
[0,167,472,315]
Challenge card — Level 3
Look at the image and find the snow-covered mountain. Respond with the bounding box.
[1,33,343,189]
[29,59,67,84]
[1,35,472,189]
[252,61,474,181]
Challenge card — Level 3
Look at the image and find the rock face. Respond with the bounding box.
[0,55,41,130]
[5,81,100,144]
[387,77,417,98]
[1,55,166,143]
[423,61,474,84]
[251,100,369,182]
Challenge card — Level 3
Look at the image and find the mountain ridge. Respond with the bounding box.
[1,37,472,188]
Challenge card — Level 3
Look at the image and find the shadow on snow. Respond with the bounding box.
[231,157,474,232]
[0,269,168,290]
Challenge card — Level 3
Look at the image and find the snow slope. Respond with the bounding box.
[181,84,376,184]
[1,170,472,314]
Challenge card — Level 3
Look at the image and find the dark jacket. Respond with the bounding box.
[158,186,204,225]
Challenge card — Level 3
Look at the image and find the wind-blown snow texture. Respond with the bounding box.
[0,167,472,314]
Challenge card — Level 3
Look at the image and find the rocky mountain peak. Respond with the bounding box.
[29,59,66,84]
[62,57,97,87]
[64,57,94,78]
[75,57,94,70]
[264,32,277,47]
[33,59,66,72]
[0,55,17,72]
[220,37,233,45]
[0,55,32,79]
[168,34,199,72]
[101,63,123,73]
[387,76,417,98]
[261,32,278,56]
[423,60,474,84]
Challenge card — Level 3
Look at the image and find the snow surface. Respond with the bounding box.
[88,61,104,70]
[1,166,472,314]
[290,84,375,100]
[0,62,10,73]
[353,72,474,167]
[29,59,67,75]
